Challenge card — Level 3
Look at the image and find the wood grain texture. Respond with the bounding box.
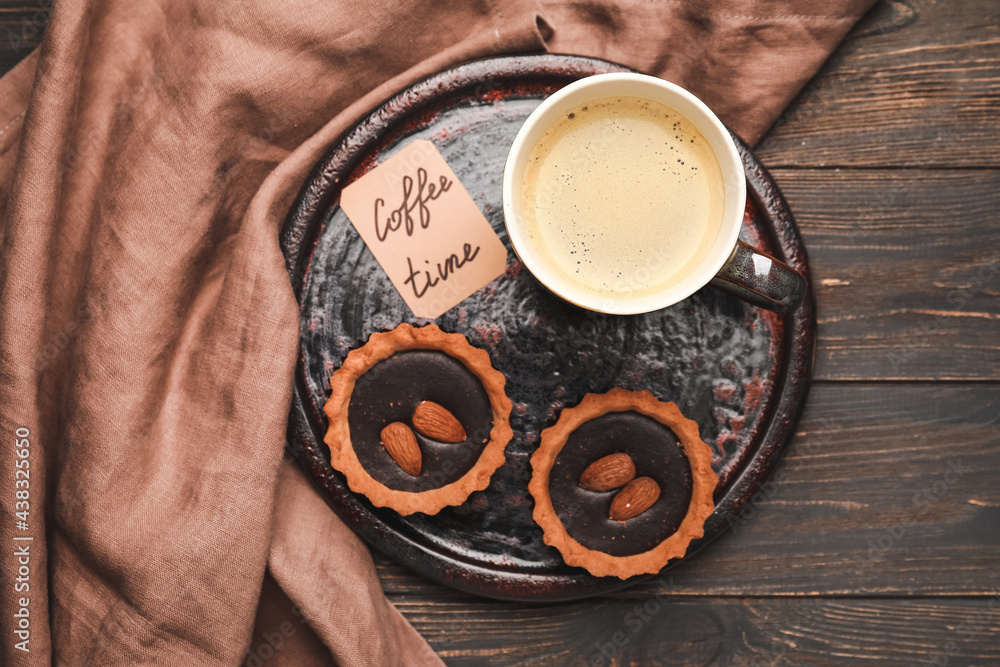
[392,597,1000,666]
[756,0,1000,168]
[773,168,1000,381]
[377,384,1000,599]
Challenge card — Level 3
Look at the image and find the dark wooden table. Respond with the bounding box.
[4,1,997,664]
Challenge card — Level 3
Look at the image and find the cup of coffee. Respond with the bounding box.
[502,73,806,314]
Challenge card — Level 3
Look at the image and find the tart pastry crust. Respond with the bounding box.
[324,323,513,516]
[529,388,717,578]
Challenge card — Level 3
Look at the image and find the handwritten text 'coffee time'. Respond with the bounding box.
[373,167,481,298]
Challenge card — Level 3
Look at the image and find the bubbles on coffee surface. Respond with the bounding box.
[520,96,725,298]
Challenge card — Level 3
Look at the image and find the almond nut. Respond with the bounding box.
[412,401,466,443]
[609,477,660,522]
[579,453,636,491]
[380,422,421,476]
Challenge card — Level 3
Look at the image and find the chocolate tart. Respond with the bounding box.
[324,323,513,516]
[529,388,718,579]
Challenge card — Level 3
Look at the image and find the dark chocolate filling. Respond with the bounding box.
[347,350,494,492]
[548,411,693,557]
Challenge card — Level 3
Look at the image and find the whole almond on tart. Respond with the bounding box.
[579,453,636,491]
[609,476,661,522]
[380,422,422,476]
[412,401,467,443]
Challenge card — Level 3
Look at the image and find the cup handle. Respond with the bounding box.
[709,240,807,313]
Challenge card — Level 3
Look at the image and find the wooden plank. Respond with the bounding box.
[0,2,45,75]
[775,167,1000,381]
[757,0,1000,167]
[391,597,1000,666]
[377,384,1000,598]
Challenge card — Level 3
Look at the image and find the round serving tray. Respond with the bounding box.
[281,55,816,602]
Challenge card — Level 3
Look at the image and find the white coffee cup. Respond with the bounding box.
[502,73,805,314]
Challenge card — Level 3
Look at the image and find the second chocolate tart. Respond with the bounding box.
[530,388,718,579]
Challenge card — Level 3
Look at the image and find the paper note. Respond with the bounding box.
[340,140,508,319]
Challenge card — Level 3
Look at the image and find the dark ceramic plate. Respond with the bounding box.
[281,55,816,602]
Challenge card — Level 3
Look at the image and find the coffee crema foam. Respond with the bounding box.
[520,96,725,299]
